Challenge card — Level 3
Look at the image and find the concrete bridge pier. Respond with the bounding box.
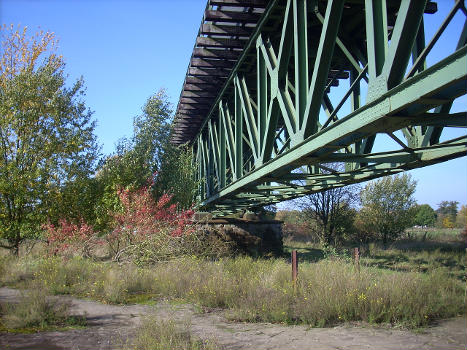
[192,212,283,256]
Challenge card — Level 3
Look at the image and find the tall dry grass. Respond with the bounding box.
[0,288,85,331]
[129,317,220,350]
[0,255,464,328]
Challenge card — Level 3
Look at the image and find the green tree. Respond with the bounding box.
[436,201,458,227]
[0,25,99,254]
[358,174,417,244]
[456,205,467,229]
[299,184,359,246]
[153,144,197,209]
[47,176,102,228]
[413,204,437,227]
[96,89,186,230]
[98,89,172,190]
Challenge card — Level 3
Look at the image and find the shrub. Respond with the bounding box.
[359,174,417,244]
[42,219,99,257]
[104,185,196,263]
[42,184,224,263]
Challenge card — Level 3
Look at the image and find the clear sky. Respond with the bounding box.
[1,0,466,210]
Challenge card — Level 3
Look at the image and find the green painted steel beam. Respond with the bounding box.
[301,0,344,139]
[200,46,467,209]
[187,0,467,217]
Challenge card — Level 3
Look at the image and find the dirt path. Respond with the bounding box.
[0,287,465,350]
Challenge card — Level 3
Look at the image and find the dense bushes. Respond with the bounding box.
[42,184,235,264]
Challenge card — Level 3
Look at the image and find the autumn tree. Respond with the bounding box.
[358,174,417,244]
[0,25,99,254]
[95,90,176,229]
[436,200,458,228]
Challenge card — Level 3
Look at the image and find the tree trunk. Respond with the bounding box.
[382,231,388,248]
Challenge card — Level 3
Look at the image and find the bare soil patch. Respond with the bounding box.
[0,287,465,350]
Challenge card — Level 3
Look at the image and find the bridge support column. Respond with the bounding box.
[192,215,283,256]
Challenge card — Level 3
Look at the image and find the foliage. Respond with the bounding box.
[275,210,306,224]
[98,90,172,190]
[129,317,220,350]
[358,174,417,244]
[456,205,467,229]
[442,216,455,229]
[0,25,99,253]
[437,201,459,220]
[298,184,359,246]
[277,210,313,242]
[413,204,437,227]
[47,176,102,231]
[108,185,238,264]
[154,144,198,209]
[42,218,100,257]
[105,184,194,263]
[94,88,198,215]
[436,200,459,228]
[40,181,235,264]
[1,255,464,329]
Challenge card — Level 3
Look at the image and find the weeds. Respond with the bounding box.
[362,242,466,281]
[0,288,86,332]
[0,254,464,328]
[129,317,220,350]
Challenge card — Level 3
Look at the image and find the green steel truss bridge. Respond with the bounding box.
[172,0,467,217]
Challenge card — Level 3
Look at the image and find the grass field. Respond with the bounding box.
[285,228,466,281]
[0,227,465,330]
[1,233,465,329]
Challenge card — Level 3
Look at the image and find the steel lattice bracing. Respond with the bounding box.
[172,0,467,217]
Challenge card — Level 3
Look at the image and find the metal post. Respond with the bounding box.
[292,250,298,287]
[354,247,360,273]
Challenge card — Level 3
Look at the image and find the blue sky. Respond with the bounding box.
[1,0,466,209]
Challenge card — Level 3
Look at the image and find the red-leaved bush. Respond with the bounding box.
[43,219,97,256]
[106,185,195,263]
[44,184,198,262]
[112,186,194,239]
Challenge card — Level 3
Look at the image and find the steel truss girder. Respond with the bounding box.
[191,0,467,216]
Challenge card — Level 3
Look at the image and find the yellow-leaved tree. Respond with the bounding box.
[0,25,99,254]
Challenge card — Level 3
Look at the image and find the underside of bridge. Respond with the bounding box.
[172,0,467,217]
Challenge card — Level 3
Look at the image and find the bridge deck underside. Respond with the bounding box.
[173,0,467,217]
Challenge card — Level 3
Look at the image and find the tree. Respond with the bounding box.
[413,204,436,227]
[153,143,198,209]
[0,25,99,254]
[437,201,459,218]
[98,89,172,191]
[436,201,458,228]
[358,174,417,244]
[298,184,359,246]
[456,205,467,229]
[94,89,182,230]
[47,176,102,229]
